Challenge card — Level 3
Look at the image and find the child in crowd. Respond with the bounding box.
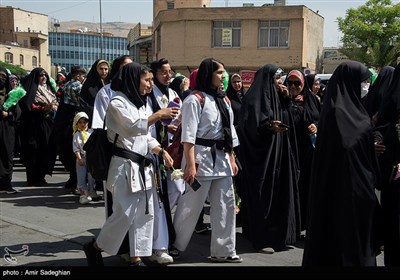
[72,112,95,204]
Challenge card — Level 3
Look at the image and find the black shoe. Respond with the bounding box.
[0,187,19,194]
[194,223,210,234]
[83,239,104,267]
[28,180,47,186]
[168,246,180,259]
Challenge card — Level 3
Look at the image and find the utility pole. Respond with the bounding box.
[99,0,103,58]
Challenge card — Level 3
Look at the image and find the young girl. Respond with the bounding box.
[72,112,95,204]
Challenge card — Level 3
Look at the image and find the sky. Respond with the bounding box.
[3,0,399,47]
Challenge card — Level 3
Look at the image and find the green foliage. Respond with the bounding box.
[337,0,400,67]
[0,60,28,76]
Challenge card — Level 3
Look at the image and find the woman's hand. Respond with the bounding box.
[374,141,385,156]
[158,107,179,119]
[162,150,174,168]
[183,164,197,186]
[277,84,289,97]
[307,123,317,134]
[270,120,289,133]
[167,124,178,134]
[230,153,238,176]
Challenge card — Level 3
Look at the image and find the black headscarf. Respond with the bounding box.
[169,76,184,97]
[196,58,232,153]
[20,67,55,112]
[113,63,147,109]
[150,58,170,97]
[80,59,110,107]
[109,55,132,90]
[0,66,11,94]
[305,74,321,93]
[363,66,395,118]
[226,73,244,127]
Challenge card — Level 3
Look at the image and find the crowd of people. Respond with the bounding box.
[1,56,399,267]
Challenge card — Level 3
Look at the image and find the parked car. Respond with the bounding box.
[315,74,332,86]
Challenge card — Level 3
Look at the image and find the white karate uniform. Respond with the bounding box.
[96,93,159,257]
[173,92,240,258]
[91,84,116,129]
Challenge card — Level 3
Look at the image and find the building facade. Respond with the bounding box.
[49,30,129,73]
[127,23,152,66]
[152,3,324,75]
[0,6,50,73]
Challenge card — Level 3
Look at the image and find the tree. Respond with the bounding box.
[337,0,400,67]
[0,60,28,76]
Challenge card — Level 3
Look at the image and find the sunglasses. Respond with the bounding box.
[287,80,302,87]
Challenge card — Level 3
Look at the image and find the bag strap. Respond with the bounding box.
[192,90,205,109]
[105,96,123,153]
[191,90,230,108]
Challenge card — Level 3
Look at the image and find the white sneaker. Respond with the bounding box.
[148,250,173,264]
[84,191,93,202]
[79,195,90,204]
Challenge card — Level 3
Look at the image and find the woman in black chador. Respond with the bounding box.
[373,63,400,266]
[0,67,22,194]
[303,61,380,266]
[19,68,58,186]
[237,64,300,254]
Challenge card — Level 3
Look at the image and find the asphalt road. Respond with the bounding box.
[0,158,390,278]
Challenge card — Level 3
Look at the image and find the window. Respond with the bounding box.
[212,21,241,48]
[5,52,13,63]
[167,1,175,9]
[32,56,38,67]
[20,54,24,66]
[259,20,289,48]
[23,39,28,48]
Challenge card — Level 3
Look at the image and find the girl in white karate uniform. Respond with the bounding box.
[172,58,242,263]
[83,63,173,267]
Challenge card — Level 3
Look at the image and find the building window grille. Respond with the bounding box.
[5,52,13,63]
[20,54,24,65]
[259,20,289,48]
[212,21,241,48]
[167,1,175,9]
[32,56,38,67]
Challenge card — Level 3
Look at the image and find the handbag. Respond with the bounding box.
[166,124,183,169]
[165,91,206,169]
[83,125,118,181]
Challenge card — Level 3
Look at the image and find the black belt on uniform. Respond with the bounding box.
[195,138,225,168]
[113,147,153,214]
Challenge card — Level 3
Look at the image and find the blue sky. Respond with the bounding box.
[3,0,399,47]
